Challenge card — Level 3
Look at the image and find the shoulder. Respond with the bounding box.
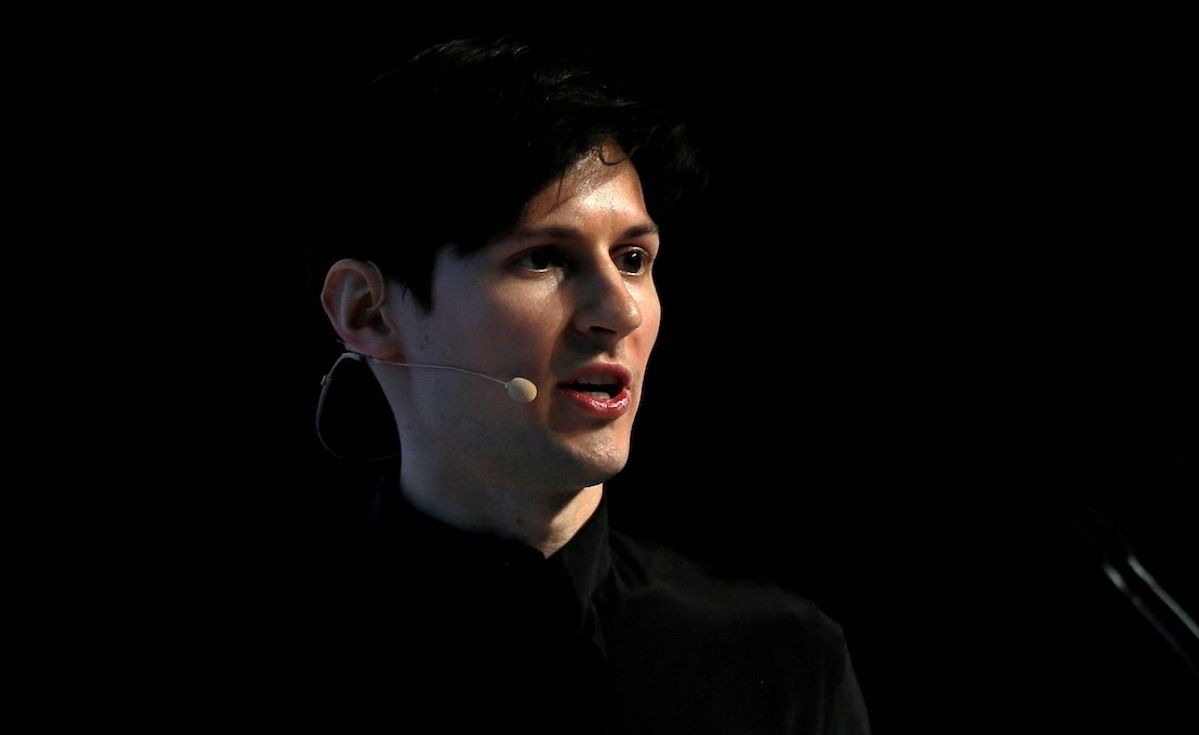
[602,530,871,733]
[606,529,850,657]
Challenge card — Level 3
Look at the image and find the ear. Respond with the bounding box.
[320,258,404,360]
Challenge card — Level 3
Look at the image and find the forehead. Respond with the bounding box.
[520,143,650,227]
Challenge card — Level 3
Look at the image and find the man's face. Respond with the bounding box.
[385,144,661,495]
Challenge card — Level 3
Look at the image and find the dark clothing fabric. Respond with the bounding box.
[291,472,871,734]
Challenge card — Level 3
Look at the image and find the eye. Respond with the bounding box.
[513,247,565,273]
[614,247,653,276]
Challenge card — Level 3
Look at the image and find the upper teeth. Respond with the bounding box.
[575,373,618,386]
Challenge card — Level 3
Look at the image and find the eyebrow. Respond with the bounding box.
[511,222,660,241]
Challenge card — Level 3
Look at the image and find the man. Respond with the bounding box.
[305,36,871,734]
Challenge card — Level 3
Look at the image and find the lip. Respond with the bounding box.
[556,363,634,419]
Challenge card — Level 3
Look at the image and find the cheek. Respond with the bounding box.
[471,291,562,359]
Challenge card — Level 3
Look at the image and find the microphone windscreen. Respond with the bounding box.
[506,377,538,404]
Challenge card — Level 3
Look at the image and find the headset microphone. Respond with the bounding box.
[315,351,538,462]
[339,261,539,403]
[314,263,538,460]
[367,356,539,403]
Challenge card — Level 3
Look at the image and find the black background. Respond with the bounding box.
[15,4,1198,732]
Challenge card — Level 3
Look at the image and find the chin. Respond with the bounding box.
[554,437,630,487]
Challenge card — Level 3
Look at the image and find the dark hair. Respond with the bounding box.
[305,35,708,312]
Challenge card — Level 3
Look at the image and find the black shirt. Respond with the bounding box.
[294,471,871,734]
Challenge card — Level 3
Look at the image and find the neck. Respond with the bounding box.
[398,465,603,558]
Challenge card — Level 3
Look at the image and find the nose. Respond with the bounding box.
[572,263,643,345]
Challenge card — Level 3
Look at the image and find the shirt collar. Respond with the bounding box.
[368,470,613,627]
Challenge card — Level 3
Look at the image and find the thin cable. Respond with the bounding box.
[369,358,509,387]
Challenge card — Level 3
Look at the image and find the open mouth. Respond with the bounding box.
[556,364,633,414]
